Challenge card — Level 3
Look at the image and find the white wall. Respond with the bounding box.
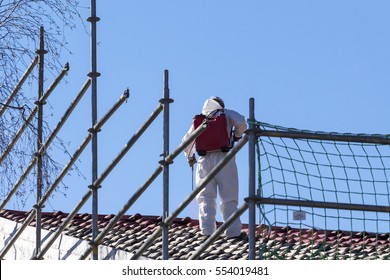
[0,217,147,260]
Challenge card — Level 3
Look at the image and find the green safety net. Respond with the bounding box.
[253,122,390,260]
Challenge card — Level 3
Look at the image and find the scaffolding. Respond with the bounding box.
[0,0,250,260]
[1,1,389,261]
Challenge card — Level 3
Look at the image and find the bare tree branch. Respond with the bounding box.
[0,0,85,209]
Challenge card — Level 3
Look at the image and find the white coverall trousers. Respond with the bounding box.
[196,151,242,238]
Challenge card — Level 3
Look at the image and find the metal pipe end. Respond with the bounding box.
[123,88,130,99]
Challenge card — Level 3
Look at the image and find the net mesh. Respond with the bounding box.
[254,122,390,260]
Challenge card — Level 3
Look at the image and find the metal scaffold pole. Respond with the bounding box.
[35,26,47,257]
[87,0,101,260]
[248,97,257,259]
[161,69,174,260]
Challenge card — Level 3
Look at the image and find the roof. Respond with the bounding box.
[0,209,389,260]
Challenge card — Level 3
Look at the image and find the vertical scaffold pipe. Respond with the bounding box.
[35,26,47,257]
[87,0,101,260]
[248,97,256,259]
[161,69,173,260]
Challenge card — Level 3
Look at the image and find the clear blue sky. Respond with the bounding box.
[12,1,390,226]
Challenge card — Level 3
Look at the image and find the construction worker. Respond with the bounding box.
[182,96,247,238]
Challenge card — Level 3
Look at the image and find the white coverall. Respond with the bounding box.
[182,98,247,237]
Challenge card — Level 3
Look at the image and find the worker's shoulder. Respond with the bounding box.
[224,108,245,119]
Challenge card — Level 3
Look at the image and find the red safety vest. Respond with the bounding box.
[193,111,231,156]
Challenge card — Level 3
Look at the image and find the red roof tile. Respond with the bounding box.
[0,209,389,260]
